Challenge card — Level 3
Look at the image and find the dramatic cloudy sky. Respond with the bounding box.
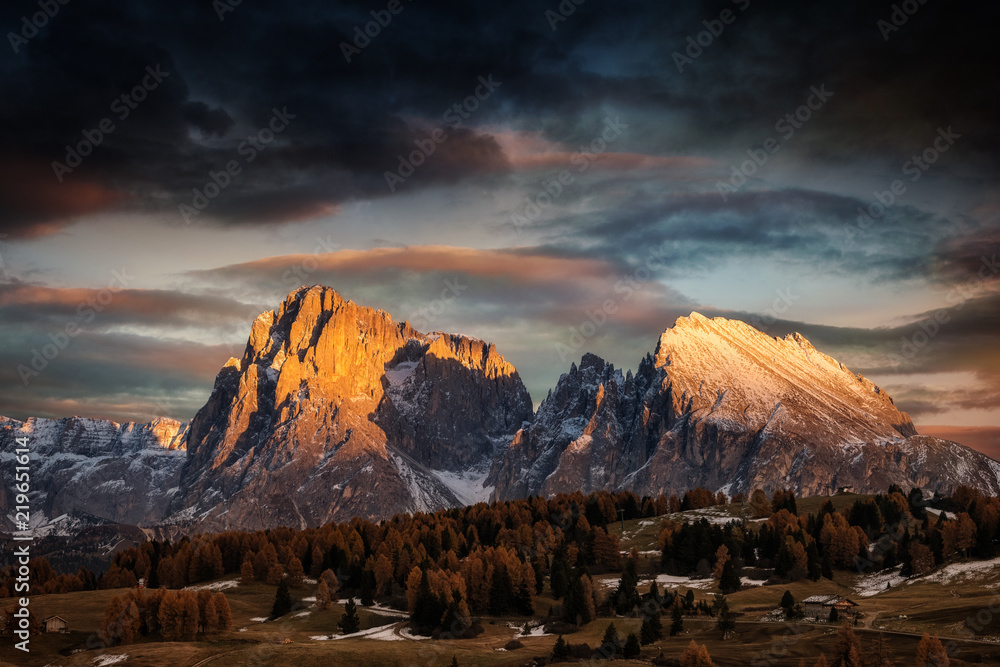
[1,1,998,451]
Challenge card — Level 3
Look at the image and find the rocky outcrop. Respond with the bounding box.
[169,285,531,530]
[0,416,188,527]
[489,313,1000,499]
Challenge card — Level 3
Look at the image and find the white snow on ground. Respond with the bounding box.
[908,557,1000,586]
[238,627,247,632]
[601,574,713,590]
[398,626,430,640]
[250,617,268,622]
[293,611,312,618]
[507,622,550,638]
[185,579,239,592]
[638,520,655,527]
[926,508,957,520]
[303,577,317,585]
[854,565,906,597]
[93,656,128,666]
[302,596,316,602]
[327,623,398,640]
[430,467,493,506]
[366,626,405,641]
[740,579,768,587]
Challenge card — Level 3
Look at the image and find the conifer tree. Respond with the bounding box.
[271,579,293,619]
[338,597,361,634]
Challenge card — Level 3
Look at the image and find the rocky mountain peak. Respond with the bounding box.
[173,285,532,529]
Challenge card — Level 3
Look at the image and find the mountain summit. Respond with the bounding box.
[488,312,1000,500]
[167,285,532,529]
[3,300,999,536]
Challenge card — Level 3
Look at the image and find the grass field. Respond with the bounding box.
[4,497,1000,666]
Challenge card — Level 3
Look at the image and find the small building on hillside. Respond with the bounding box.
[802,595,858,620]
[42,616,69,633]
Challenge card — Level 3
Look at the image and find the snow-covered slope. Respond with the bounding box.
[167,285,531,530]
[0,416,188,528]
[489,313,1000,500]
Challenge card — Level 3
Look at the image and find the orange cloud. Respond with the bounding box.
[0,158,124,237]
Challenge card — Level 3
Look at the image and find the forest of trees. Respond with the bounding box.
[1,483,998,643]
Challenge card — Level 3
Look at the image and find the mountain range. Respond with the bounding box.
[3,285,999,537]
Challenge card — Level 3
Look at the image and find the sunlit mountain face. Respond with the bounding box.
[0,1,997,450]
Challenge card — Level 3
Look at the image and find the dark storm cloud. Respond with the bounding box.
[2,0,997,235]
[531,187,950,283]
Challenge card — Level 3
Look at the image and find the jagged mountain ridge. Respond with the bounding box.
[488,313,1000,500]
[0,416,187,528]
[168,285,532,530]
[4,298,1000,536]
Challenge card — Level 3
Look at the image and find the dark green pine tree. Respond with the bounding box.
[780,590,795,618]
[670,603,683,636]
[623,632,641,658]
[550,549,571,600]
[806,542,822,581]
[639,612,663,645]
[337,597,361,634]
[601,622,622,656]
[552,634,571,660]
[614,556,641,614]
[648,579,662,605]
[719,559,741,594]
[411,570,446,635]
[714,595,735,638]
[270,579,293,619]
[684,589,695,610]
[488,566,514,616]
[562,572,591,625]
[360,570,375,606]
[821,550,834,579]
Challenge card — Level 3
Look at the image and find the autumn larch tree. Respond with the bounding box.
[832,623,861,667]
[915,633,949,666]
[316,578,332,610]
[214,592,233,631]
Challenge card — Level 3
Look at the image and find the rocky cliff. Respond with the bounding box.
[488,313,1000,499]
[168,285,531,530]
[0,416,187,528]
